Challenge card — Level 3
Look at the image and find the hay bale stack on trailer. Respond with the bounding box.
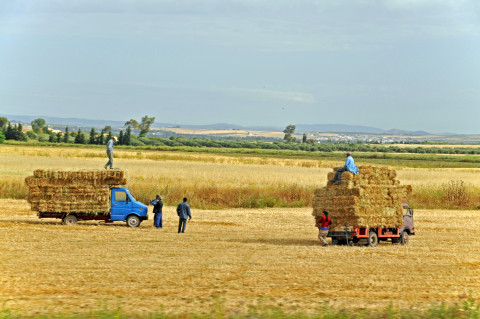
[312,165,414,246]
[25,169,126,213]
[25,169,148,227]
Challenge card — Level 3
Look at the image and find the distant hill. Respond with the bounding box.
[1,114,436,135]
[295,124,385,134]
[383,129,432,136]
[165,123,283,132]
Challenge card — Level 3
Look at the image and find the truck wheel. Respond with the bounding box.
[126,215,141,227]
[400,231,409,245]
[63,214,78,225]
[367,231,378,247]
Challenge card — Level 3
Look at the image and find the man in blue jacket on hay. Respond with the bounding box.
[176,197,192,233]
[329,152,359,185]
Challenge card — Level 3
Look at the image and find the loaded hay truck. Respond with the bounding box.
[312,165,415,247]
[327,203,414,247]
[25,169,148,227]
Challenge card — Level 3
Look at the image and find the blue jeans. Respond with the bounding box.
[178,218,187,233]
[105,151,113,169]
[154,213,162,228]
[333,166,348,181]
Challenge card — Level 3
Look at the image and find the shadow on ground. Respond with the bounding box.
[229,238,319,246]
[0,219,126,227]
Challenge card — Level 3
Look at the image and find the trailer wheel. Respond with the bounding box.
[63,214,78,225]
[367,231,378,247]
[400,231,409,245]
[126,215,141,227]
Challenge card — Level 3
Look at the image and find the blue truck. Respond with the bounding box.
[38,187,149,227]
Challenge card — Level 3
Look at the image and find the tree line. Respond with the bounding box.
[2,117,480,155]
[0,116,154,145]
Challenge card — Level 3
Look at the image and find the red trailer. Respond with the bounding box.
[327,203,415,247]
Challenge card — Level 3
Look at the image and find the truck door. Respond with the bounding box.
[402,204,414,234]
[111,189,133,221]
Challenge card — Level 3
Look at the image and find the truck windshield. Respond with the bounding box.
[127,191,136,202]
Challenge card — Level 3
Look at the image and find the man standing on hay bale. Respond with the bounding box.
[151,195,163,228]
[316,210,332,246]
[176,197,192,233]
[104,136,118,169]
[329,151,359,184]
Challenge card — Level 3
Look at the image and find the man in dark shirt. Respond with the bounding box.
[151,195,163,228]
[316,210,332,246]
[176,197,192,233]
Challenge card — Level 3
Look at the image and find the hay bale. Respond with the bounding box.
[313,166,411,228]
[25,169,127,213]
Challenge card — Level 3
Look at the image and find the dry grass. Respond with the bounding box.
[0,145,328,208]
[0,199,479,316]
[397,168,480,188]
[1,145,480,209]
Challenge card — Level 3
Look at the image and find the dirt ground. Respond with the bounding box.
[0,199,479,315]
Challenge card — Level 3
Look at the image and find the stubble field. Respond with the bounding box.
[1,144,480,316]
[1,199,479,316]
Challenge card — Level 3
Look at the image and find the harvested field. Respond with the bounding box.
[0,199,479,316]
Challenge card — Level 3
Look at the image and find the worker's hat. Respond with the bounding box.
[346,151,351,155]
[112,136,118,141]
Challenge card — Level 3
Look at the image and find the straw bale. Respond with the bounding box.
[30,169,126,186]
[25,169,127,214]
[327,165,401,187]
[313,165,412,228]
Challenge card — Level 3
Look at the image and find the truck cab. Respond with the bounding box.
[110,187,148,227]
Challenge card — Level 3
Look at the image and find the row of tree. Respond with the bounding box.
[3,118,479,156]
[0,117,26,142]
[0,115,155,145]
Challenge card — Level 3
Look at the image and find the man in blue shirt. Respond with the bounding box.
[330,152,359,185]
[151,195,163,228]
[176,197,192,233]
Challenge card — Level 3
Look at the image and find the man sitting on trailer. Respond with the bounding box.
[329,151,359,185]
[317,210,332,246]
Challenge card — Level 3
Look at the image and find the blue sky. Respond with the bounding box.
[1,0,479,133]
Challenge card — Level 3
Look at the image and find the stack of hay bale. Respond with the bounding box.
[312,165,412,229]
[25,169,127,213]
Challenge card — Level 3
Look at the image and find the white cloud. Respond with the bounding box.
[118,82,315,103]
[224,87,315,103]
[2,0,479,52]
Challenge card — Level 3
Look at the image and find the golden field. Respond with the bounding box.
[0,199,479,316]
[1,144,480,316]
[1,145,480,209]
